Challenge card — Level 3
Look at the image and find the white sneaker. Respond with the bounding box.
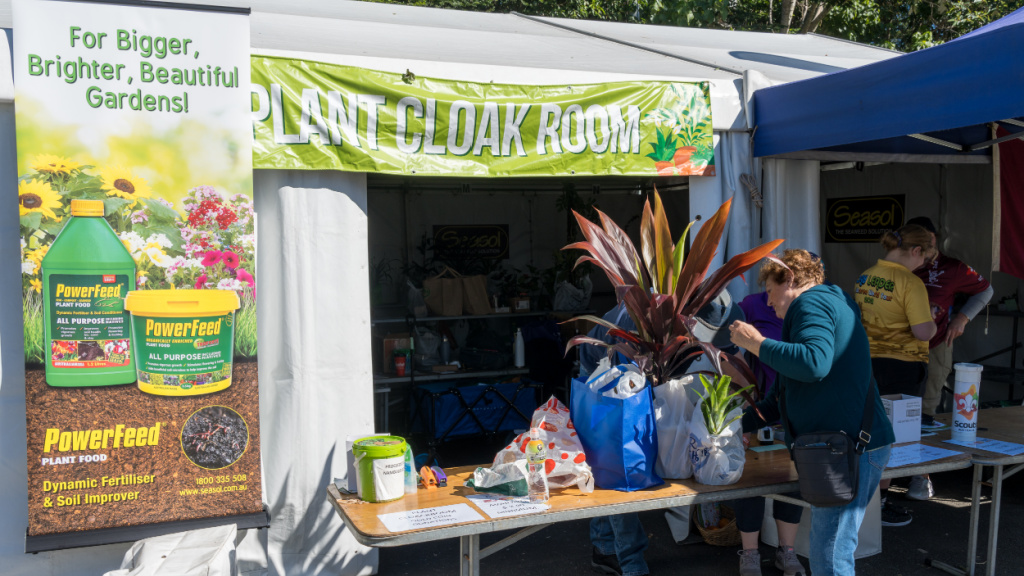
[907,475,934,501]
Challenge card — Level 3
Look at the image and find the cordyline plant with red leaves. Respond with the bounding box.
[564,189,783,400]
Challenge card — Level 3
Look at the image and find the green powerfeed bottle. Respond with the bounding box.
[41,199,137,386]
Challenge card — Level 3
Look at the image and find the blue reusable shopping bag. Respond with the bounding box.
[570,368,662,492]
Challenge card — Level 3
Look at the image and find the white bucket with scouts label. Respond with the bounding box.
[952,363,983,443]
[352,436,407,503]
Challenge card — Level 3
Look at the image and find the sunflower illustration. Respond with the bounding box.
[30,278,41,293]
[100,166,153,204]
[18,180,62,220]
[31,154,83,175]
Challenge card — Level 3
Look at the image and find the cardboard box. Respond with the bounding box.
[382,333,411,374]
[881,394,922,444]
[510,296,531,313]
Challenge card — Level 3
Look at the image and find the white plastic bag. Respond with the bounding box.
[654,375,697,479]
[588,362,647,399]
[492,396,594,492]
[103,524,237,576]
[406,280,427,318]
[687,397,745,485]
[553,276,593,311]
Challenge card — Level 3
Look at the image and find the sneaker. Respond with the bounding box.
[881,498,913,527]
[775,545,807,576]
[738,549,762,576]
[591,547,623,576]
[907,475,934,501]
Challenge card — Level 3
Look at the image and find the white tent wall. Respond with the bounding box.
[249,170,377,576]
[820,162,1020,403]
[689,132,765,299]
[761,158,822,261]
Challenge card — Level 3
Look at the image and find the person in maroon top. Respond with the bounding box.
[905,217,994,501]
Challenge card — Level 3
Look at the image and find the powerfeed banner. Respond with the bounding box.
[13,0,263,549]
[251,56,716,177]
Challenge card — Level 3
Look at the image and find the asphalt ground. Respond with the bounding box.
[378,443,1024,576]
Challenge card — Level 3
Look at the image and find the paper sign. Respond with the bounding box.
[886,443,961,469]
[749,444,788,453]
[466,494,550,519]
[945,437,1024,456]
[378,504,484,532]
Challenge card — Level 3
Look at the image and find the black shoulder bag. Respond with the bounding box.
[779,378,876,508]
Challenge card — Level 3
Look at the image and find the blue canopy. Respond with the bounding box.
[753,7,1024,159]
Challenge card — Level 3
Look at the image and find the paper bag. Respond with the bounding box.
[423,267,463,316]
[461,274,492,315]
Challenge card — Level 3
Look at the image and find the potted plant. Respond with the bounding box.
[564,189,782,390]
[564,188,780,487]
[645,84,714,174]
[689,373,753,485]
[646,129,683,176]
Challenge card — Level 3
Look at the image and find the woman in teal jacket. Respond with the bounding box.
[729,249,895,576]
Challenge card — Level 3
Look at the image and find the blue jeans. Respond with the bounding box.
[808,444,891,576]
[590,514,649,576]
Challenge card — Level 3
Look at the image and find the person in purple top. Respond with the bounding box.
[731,289,805,576]
[738,291,784,397]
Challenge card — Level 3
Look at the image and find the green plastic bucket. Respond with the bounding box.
[353,436,407,503]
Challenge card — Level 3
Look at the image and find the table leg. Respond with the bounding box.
[985,464,1004,576]
[1011,319,1019,402]
[967,464,983,576]
[461,534,480,576]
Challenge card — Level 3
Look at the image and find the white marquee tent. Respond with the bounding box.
[0,1,898,574]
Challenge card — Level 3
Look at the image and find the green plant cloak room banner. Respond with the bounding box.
[13,0,265,551]
[251,56,716,177]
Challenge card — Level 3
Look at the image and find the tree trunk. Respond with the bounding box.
[780,0,796,33]
[799,3,831,34]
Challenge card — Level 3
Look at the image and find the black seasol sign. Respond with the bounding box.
[433,225,510,260]
[825,195,905,243]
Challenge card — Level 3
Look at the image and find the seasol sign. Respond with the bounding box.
[433,225,510,260]
[825,195,905,243]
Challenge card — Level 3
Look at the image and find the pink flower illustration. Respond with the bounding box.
[201,250,222,267]
[236,268,254,287]
[222,251,240,269]
[195,274,208,289]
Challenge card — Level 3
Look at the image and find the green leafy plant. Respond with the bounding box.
[698,374,754,435]
[370,255,400,306]
[564,188,783,399]
[645,129,679,163]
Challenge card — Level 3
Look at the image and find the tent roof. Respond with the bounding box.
[752,6,1024,160]
[0,0,898,129]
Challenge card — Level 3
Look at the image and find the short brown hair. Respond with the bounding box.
[759,249,825,287]
[880,224,933,253]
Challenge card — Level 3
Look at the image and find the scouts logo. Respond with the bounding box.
[955,385,979,420]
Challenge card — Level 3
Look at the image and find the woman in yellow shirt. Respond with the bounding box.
[854,223,937,528]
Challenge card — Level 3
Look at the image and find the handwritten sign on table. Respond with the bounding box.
[466,494,550,519]
[945,437,1024,456]
[886,443,961,469]
[378,504,484,532]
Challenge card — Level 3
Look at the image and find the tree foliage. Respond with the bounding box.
[373,0,1019,51]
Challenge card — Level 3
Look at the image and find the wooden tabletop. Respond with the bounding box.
[328,444,800,546]
[326,427,978,548]
[922,405,1024,464]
